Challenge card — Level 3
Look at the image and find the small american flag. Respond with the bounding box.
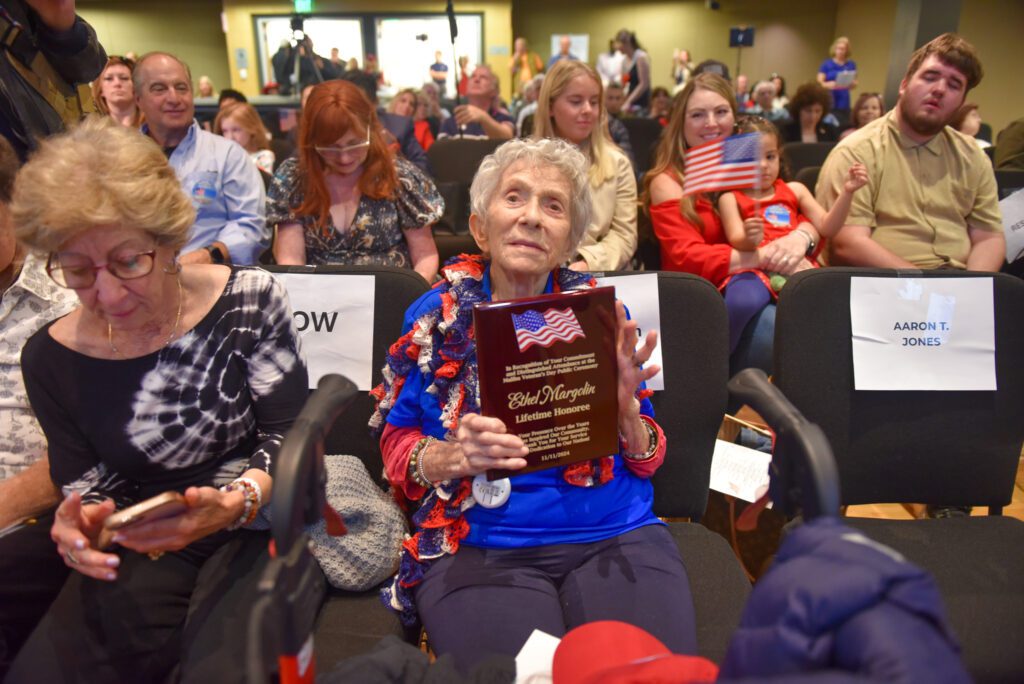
[511,307,585,353]
[682,132,761,197]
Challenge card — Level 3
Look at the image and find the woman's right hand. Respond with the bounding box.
[51,492,121,581]
[758,231,809,275]
[423,413,528,481]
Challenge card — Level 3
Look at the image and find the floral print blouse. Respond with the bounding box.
[266,156,443,267]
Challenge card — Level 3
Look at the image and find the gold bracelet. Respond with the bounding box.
[407,437,436,488]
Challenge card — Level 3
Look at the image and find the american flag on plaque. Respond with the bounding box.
[682,132,762,197]
[511,307,586,353]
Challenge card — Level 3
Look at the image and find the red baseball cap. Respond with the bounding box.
[552,621,718,684]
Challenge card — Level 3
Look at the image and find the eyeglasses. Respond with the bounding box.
[314,127,371,157]
[46,250,157,289]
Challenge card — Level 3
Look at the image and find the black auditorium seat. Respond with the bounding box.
[620,117,664,177]
[263,265,430,672]
[782,141,836,179]
[426,138,503,263]
[606,271,751,662]
[793,165,821,192]
[773,267,1024,684]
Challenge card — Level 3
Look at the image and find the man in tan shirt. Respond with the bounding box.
[817,34,1004,271]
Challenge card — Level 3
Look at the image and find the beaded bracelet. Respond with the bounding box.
[620,419,659,462]
[220,477,263,530]
[407,436,437,489]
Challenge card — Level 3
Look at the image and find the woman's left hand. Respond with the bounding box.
[759,231,810,275]
[111,486,245,554]
[615,301,659,427]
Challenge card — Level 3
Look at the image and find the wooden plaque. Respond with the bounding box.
[473,287,619,479]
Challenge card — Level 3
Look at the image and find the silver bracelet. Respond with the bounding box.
[795,227,816,255]
[417,437,437,486]
[621,419,659,461]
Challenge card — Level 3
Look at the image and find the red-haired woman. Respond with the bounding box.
[91,55,142,128]
[268,80,442,281]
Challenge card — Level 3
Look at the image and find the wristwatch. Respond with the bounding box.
[205,244,227,264]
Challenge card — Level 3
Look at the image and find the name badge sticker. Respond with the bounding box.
[849,276,995,391]
[763,203,791,227]
[472,474,511,508]
[189,170,220,206]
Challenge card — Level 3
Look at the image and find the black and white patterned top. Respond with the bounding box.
[0,254,77,480]
[265,156,443,268]
[21,268,309,507]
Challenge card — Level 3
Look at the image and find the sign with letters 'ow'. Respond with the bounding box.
[273,272,376,390]
[849,277,995,391]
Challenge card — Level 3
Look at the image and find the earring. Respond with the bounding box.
[163,258,182,275]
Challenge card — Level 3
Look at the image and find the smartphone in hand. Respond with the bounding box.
[98,491,187,548]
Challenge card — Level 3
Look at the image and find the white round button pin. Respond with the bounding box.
[471,474,511,508]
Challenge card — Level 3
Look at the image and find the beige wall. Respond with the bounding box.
[834,0,896,102]
[834,0,1021,137]
[222,0,513,99]
[513,0,840,96]
[78,1,231,94]
[958,0,1024,136]
[78,0,1021,135]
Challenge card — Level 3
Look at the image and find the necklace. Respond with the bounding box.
[107,276,183,357]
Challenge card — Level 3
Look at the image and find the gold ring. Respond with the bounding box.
[66,550,79,564]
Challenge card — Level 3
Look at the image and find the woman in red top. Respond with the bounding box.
[641,73,815,374]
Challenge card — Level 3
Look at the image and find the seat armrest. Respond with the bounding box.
[272,374,359,551]
[728,368,840,519]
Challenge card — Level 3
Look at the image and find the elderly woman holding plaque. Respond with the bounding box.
[370,138,696,672]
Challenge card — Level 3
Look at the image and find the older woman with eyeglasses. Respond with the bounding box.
[268,79,442,281]
[5,117,308,683]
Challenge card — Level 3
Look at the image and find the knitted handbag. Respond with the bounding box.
[306,454,407,592]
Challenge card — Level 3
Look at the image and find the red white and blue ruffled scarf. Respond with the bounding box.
[369,254,614,625]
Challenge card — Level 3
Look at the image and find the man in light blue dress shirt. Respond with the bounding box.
[134,52,267,265]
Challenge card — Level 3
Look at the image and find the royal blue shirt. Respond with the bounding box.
[385,266,662,549]
[818,58,857,111]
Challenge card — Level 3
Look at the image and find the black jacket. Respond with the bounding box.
[0,2,106,159]
[780,119,840,144]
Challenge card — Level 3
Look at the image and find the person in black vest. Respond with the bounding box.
[0,0,106,160]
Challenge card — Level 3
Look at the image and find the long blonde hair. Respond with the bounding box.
[532,60,617,188]
[641,73,737,231]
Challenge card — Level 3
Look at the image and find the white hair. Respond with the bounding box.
[470,138,592,257]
